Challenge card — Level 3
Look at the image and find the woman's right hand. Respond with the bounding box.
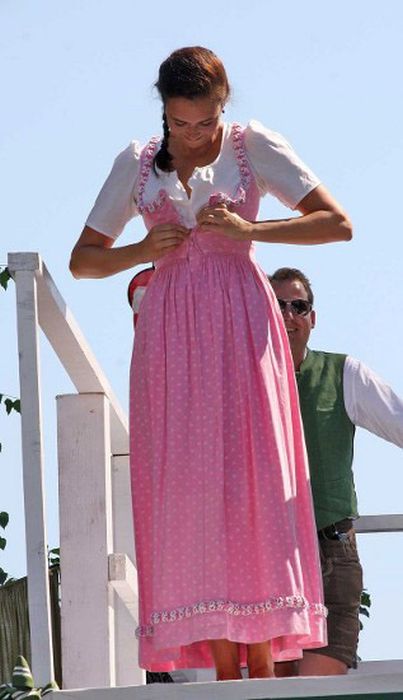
[139,223,190,261]
[69,223,190,280]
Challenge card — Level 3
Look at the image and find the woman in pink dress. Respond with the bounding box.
[70,46,352,680]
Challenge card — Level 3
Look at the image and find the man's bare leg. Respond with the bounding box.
[298,651,347,676]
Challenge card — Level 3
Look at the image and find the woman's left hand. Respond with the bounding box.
[196,204,253,240]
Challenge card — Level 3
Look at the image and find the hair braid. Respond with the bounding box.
[154,112,173,173]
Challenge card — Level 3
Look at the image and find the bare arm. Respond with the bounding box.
[70,224,190,279]
[250,184,352,244]
[196,184,352,245]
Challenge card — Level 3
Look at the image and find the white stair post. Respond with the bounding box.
[57,393,115,689]
[111,455,145,686]
[8,254,55,686]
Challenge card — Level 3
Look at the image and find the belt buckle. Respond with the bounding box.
[320,522,348,541]
[326,522,350,541]
[325,524,338,540]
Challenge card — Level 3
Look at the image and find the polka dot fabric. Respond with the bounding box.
[130,124,326,671]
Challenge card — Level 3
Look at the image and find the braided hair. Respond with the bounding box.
[153,46,230,173]
[157,111,173,172]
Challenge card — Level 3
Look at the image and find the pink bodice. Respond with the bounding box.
[137,124,261,269]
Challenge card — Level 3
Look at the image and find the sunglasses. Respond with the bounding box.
[276,298,312,316]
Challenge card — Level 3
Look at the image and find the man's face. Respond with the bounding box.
[270,278,316,356]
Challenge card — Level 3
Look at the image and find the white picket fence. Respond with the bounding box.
[7,251,403,699]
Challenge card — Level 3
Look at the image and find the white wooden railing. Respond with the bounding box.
[7,251,403,698]
[8,251,143,689]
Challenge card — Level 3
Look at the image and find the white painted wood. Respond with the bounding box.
[57,393,115,689]
[8,252,128,455]
[190,669,215,682]
[170,670,199,683]
[355,513,403,533]
[354,658,403,675]
[109,553,139,615]
[8,251,42,272]
[8,253,141,687]
[175,650,403,685]
[111,456,135,563]
[12,266,55,686]
[46,660,403,698]
[110,457,145,686]
[108,554,144,686]
[112,591,145,687]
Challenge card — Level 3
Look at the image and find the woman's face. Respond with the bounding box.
[165,96,223,151]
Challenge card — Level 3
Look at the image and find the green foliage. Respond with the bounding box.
[0,266,11,290]
[0,395,21,416]
[0,654,59,697]
[48,547,60,568]
[0,392,19,584]
[356,588,372,662]
[359,588,372,631]
[0,512,9,528]
[0,510,8,557]
[0,505,10,583]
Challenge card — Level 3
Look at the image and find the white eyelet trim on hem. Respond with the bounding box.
[135,595,327,638]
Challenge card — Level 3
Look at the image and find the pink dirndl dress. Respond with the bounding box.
[130,123,326,671]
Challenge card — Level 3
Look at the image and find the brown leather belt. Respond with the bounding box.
[318,518,353,541]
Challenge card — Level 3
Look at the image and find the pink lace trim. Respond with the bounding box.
[137,136,166,214]
[136,123,252,215]
[225,121,251,206]
[135,595,327,638]
[204,123,252,210]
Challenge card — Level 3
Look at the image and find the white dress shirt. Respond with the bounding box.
[343,356,403,447]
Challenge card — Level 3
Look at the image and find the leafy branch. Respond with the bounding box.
[0,394,21,417]
[0,392,20,584]
[0,266,17,586]
[359,588,371,631]
[0,512,10,585]
[48,547,60,569]
[0,266,11,291]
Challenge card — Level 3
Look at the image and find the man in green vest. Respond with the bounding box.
[269,267,403,677]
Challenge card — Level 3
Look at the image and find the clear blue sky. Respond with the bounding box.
[1,0,403,663]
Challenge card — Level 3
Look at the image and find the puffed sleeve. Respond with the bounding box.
[85,140,141,240]
[244,120,321,209]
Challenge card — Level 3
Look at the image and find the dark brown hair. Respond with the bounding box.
[153,46,230,173]
[269,268,314,306]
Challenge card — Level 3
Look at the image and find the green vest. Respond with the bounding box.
[296,349,358,531]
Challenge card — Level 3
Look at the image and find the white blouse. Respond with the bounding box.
[85,120,320,240]
[343,357,403,448]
